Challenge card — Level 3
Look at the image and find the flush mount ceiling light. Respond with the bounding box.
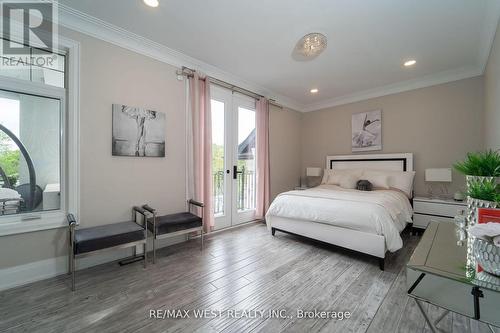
[310,88,319,94]
[296,33,327,59]
[404,59,416,67]
[143,0,159,7]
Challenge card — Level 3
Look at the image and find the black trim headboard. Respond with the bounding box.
[326,153,414,172]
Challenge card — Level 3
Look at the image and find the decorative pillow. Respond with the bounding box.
[387,170,415,197]
[362,170,390,189]
[362,169,415,197]
[356,180,373,191]
[328,174,358,189]
[321,169,334,184]
[325,169,362,187]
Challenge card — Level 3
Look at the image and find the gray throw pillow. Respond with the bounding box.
[357,180,373,191]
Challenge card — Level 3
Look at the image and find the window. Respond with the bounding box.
[0,90,61,216]
[0,33,79,236]
[0,38,66,88]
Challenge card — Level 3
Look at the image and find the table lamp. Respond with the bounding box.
[425,168,452,199]
[303,167,322,188]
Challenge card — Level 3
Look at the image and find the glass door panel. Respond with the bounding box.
[211,87,232,230]
[211,99,225,217]
[210,88,256,229]
[236,106,256,212]
[231,95,256,225]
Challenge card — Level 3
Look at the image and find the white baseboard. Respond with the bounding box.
[0,234,185,292]
[0,256,69,292]
[0,221,261,292]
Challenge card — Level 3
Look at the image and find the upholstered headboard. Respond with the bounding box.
[326,153,414,172]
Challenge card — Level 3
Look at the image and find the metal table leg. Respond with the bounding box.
[434,309,450,327]
[415,299,439,333]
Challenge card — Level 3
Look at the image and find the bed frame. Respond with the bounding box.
[269,153,414,270]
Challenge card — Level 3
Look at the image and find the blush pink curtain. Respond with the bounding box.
[188,73,214,232]
[255,98,270,219]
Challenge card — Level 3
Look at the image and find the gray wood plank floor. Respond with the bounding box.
[0,222,497,333]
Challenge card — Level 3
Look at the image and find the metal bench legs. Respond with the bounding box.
[153,237,156,264]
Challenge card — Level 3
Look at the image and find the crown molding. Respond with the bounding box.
[302,66,483,112]
[56,3,499,113]
[56,3,306,112]
[478,0,500,73]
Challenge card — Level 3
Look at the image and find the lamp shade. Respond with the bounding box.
[306,167,322,177]
[425,168,452,182]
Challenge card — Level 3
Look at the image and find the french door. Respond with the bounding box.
[211,86,257,230]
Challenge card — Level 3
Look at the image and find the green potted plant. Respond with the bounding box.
[454,150,500,225]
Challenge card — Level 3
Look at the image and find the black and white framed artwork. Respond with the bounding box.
[351,110,382,152]
[112,104,166,157]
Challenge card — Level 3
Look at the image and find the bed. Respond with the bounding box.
[265,153,414,270]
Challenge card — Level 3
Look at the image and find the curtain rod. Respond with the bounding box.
[177,67,283,109]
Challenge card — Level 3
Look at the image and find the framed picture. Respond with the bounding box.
[112,104,166,157]
[351,109,382,152]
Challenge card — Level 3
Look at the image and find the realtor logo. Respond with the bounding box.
[0,1,59,71]
[1,1,55,54]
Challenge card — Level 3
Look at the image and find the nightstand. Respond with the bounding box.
[413,196,467,230]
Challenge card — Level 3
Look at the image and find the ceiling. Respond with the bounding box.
[58,0,500,111]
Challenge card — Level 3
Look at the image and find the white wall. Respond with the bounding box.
[0,19,494,290]
[0,28,303,277]
[301,77,485,196]
[269,105,302,200]
[0,27,187,270]
[485,20,500,151]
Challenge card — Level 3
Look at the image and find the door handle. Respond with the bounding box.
[233,165,242,179]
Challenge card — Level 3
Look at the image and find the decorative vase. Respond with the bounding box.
[467,197,499,227]
[466,175,498,188]
[473,238,500,277]
[465,175,499,226]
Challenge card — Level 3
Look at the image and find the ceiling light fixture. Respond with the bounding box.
[310,88,319,94]
[143,0,159,7]
[297,33,327,58]
[404,59,416,67]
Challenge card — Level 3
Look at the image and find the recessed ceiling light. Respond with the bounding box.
[143,0,159,7]
[310,88,319,94]
[404,59,416,67]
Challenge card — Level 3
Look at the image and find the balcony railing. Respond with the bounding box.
[213,167,255,215]
[213,170,224,214]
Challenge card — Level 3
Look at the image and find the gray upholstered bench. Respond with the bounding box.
[143,199,204,264]
[67,207,148,291]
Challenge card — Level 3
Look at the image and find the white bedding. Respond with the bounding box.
[265,185,413,252]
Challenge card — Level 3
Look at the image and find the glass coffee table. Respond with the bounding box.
[407,221,499,333]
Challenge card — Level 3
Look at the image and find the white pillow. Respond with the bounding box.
[362,171,390,189]
[325,169,362,189]
[322,168,363,185]
[362,169,415,197]
[321,169,334,184]
[327,173,358,189]
[387,170,415,197]
[0,188,21,200]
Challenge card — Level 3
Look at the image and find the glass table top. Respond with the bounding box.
[407,222,500,292]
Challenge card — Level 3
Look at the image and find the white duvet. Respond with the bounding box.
[265,185,413,252]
